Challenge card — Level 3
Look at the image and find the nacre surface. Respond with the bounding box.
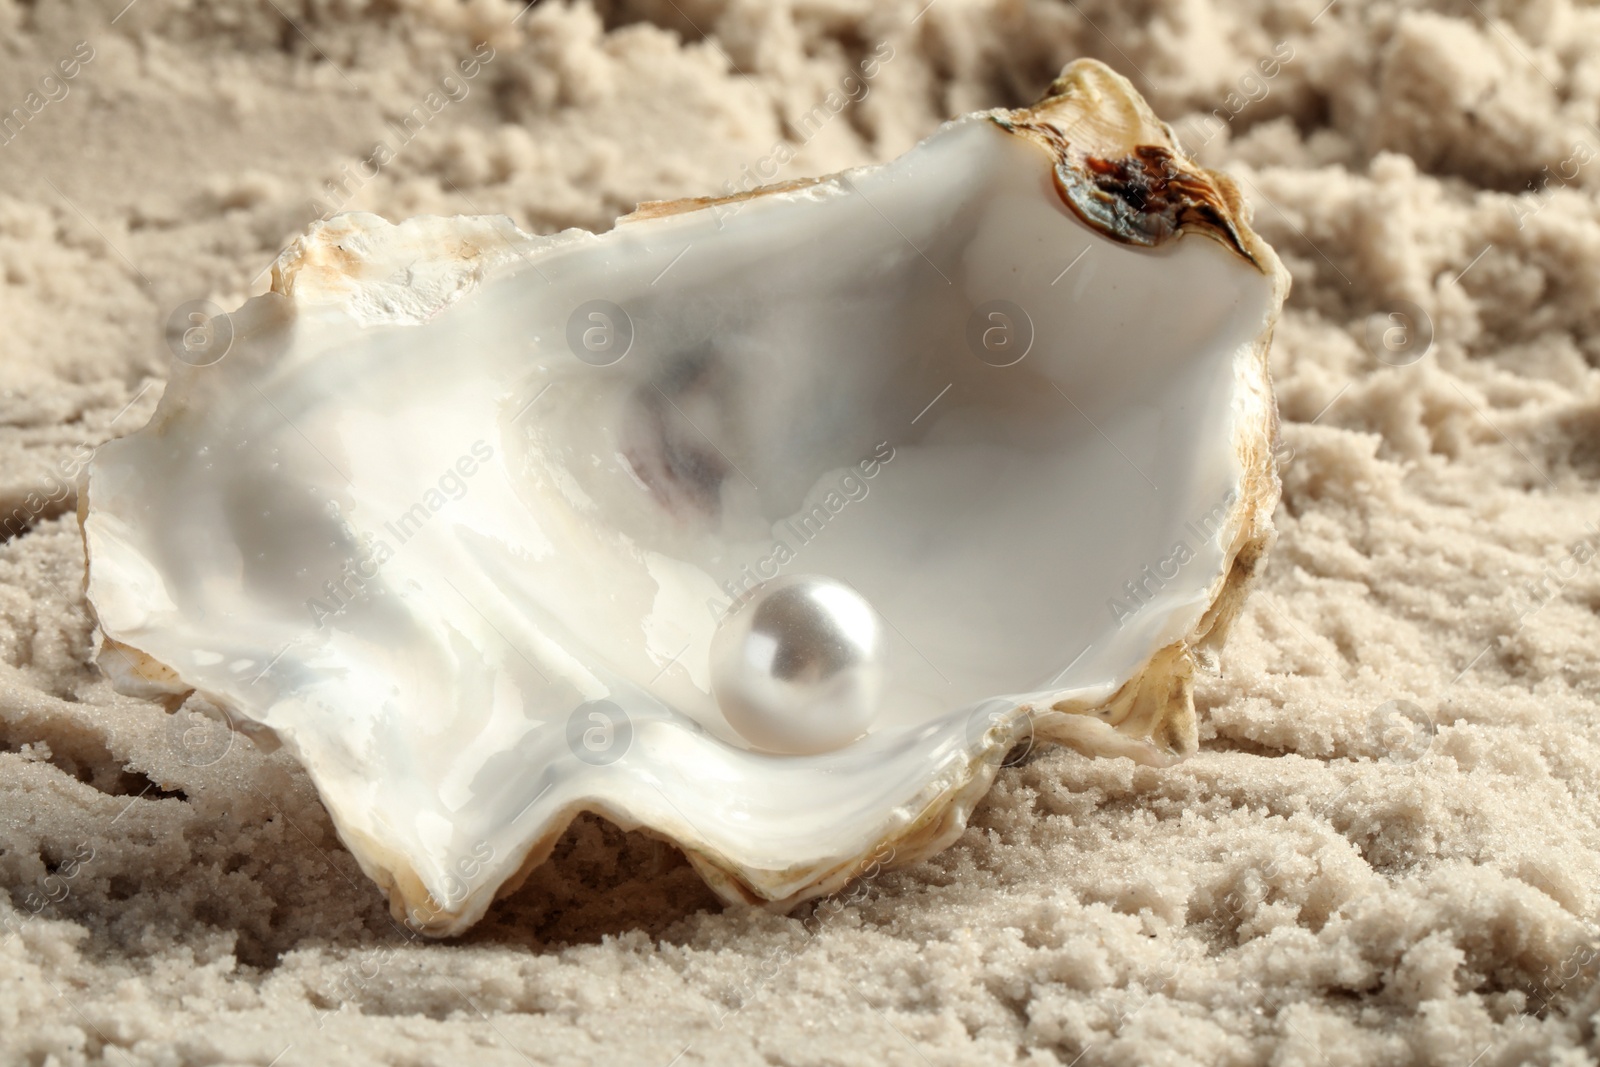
[82,59,1288,934]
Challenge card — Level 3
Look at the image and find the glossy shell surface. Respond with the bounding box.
[82,60,1288,934]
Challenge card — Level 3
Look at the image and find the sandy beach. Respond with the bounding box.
[4,0,1600,1063]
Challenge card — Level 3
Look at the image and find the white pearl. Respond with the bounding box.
[711,575,884,755]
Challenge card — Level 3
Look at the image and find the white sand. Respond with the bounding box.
[4,1,1600,1063]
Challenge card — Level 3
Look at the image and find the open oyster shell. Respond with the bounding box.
[81,60,1287,935]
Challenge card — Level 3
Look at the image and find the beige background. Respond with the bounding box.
[4,0,1600,1063]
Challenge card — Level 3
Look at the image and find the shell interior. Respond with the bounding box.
[82,60,1286,933]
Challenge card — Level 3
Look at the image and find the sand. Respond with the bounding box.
[4,0,1600,1063]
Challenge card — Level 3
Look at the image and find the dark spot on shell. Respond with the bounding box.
[1055,145,1255,265]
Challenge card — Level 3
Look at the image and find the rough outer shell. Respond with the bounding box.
[80,59,1288,934]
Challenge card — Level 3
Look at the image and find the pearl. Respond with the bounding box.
[711,575,884,755]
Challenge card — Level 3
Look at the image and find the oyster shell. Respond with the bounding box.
[81,60,1287,934]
